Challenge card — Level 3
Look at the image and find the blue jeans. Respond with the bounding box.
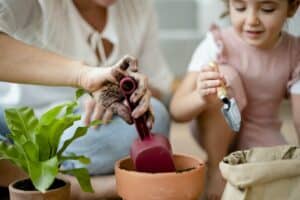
[0,98,170,175]
[60,98,170,175]
[0,107,10,142]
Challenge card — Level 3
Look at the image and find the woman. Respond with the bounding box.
[0,0,174,198]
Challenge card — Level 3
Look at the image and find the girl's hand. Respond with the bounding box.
[196,66,226,105]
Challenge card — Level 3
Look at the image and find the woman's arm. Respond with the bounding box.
[0,33,154,125]
[0,33,125,93]
[0,33,85,88]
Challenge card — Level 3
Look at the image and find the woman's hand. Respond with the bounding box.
[78,55,138,93]
[196,65,226,105]
[81,55,154,129]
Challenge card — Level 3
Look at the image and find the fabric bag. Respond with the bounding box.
[220,145,300,200]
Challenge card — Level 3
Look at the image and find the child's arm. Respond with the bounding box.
[170,72,206,122]
[170,67,224,122]
[291,93,300,142]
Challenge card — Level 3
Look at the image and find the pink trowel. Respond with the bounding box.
[120,76,176,173]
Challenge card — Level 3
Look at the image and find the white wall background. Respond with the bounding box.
[287,9,300,35]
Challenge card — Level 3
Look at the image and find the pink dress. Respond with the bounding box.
[211,26,300,150]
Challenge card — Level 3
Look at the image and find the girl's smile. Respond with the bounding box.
[244,29,265,39]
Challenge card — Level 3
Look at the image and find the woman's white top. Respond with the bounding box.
[0,0,174,110]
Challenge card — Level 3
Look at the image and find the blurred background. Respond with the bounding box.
[153,0,300,158]
[155,0,227,79]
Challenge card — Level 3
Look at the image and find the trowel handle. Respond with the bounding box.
[208,62,227,98]
[120,76,150,140]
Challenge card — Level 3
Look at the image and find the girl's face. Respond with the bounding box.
[92,0,117,7]
[229,0,290,49]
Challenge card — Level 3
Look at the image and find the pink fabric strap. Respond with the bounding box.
[210,24,228,65]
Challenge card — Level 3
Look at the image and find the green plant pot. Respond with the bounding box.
[9,178,70,200]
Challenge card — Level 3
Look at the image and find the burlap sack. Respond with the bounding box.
[220,145,300,200]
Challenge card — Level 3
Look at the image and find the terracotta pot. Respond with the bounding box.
[115,154,206,200]
[9,178,70,200]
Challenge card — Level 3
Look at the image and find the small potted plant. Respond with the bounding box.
[115,77,206,200]
[0,90,98,200]
[115,153,206,200]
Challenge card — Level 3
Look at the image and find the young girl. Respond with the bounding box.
[170,0,300,199]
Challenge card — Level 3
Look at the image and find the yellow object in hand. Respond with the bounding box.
[208,62,227,99]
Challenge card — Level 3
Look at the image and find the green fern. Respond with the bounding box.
[0,89,101,193]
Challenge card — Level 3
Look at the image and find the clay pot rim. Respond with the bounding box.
[8,177,70,194]
[115,153,205,176]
